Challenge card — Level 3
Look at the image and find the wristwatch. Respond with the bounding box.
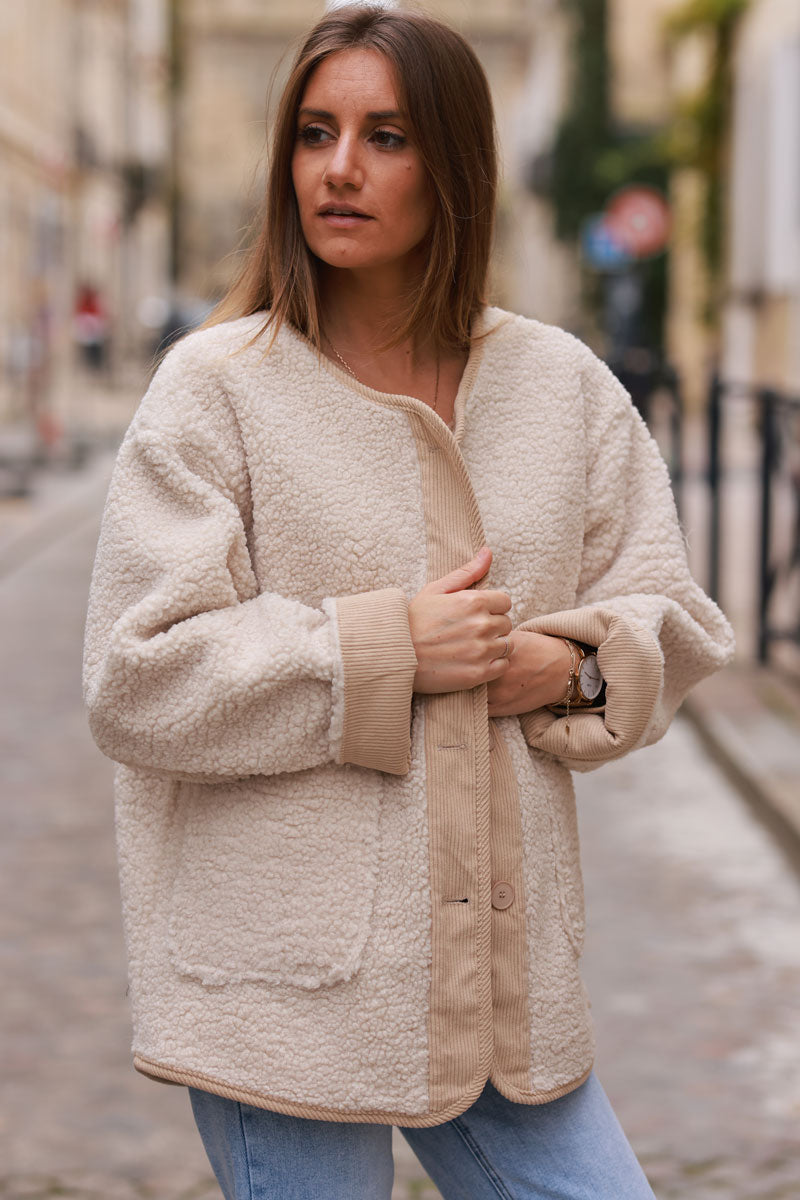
[568,642,604,705]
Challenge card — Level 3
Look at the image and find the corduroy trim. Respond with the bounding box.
[405,366,496,1111]
[334,586,418,775]
[490,1062,594,1107]
[486,721,533,1094]
[516,608,663,765]
[133,1055,594,1121]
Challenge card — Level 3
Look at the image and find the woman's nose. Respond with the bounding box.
[323,134,363,189]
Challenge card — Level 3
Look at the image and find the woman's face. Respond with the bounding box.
[291,49,435,281]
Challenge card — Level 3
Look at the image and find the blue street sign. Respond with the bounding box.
[581,214,632,271]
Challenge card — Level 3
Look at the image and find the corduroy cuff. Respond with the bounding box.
[516,607,663,768]
[330,587,418,775]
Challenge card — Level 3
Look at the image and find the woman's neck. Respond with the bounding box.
[318,264,428,367]
[316,263,467,421]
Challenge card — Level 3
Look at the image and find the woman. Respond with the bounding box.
[84,5,733,1197]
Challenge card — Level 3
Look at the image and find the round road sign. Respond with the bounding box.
[604,185,671,258]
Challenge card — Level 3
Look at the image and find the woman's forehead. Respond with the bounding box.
[299,49,402,113]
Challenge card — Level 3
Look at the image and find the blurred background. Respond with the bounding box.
[1,1,799,1198]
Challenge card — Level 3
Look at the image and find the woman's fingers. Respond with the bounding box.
[492,633,514,660]
[488,627,515,664]
[409,546,516,694]
[484,614,513,643]
[482,590,513,614]
[429,545,492,594]
[422,547,511,614]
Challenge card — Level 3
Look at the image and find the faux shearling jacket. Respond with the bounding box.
[83,306,734,1125]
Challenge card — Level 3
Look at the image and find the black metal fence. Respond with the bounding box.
[626,365,800,668]
[706,378,800,664]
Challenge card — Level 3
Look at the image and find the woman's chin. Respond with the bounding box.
[314,248,427,283]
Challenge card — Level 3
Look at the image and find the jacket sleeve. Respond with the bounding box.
[517,350,734,773]
[82,341,418,782]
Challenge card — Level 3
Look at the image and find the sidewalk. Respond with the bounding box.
[0,449,118,578]
[682,666,800,868]
[0,368,140,577]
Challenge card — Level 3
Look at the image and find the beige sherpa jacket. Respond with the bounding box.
[83,306,733,1125]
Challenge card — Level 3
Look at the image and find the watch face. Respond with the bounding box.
[579,654,603,700]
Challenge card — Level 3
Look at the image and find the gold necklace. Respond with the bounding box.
[329,342,358,379]
[327,338,441,414]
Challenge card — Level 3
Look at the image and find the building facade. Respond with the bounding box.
[724,0,800,393]
[0,0,170,431]
[0,0,75,426]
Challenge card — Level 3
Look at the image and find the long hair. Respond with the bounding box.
[205,4,497,352]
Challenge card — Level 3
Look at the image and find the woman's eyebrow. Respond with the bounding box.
[297,107,406,121]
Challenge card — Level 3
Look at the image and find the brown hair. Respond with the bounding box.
[205,4,497,352]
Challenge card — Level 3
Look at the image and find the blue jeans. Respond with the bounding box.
[189,1073,656,1199]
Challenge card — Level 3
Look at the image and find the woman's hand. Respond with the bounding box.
[409,546,513,694]
[486,630,572,718]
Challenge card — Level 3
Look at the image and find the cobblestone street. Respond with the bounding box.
[2,489,799,1199]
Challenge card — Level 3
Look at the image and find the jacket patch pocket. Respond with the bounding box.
[167,769,380,990]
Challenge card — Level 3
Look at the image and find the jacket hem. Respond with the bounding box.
[134,1054,499,1127]
[489,1062,593,1106]
[133,1054,593,1122]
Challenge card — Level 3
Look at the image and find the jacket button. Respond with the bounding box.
[491,881,514,910]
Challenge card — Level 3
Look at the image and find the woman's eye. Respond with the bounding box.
[298,125,330,146]
[372,129,406,150]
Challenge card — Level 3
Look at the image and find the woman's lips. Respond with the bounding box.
[318,210,374,228]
